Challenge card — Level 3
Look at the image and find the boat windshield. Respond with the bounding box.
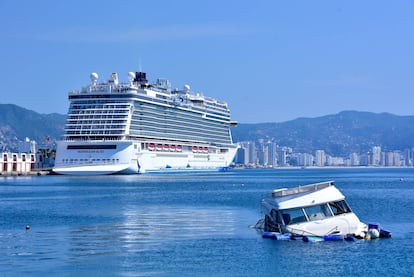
[281,208,307,224]
[304,204,332,221]
[328,200,352,215]
[279,201,352,225]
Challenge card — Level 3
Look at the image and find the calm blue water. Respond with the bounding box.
[1,168,413,276]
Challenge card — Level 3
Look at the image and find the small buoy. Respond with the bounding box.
[369,228,380,239]
[25,225,30,230]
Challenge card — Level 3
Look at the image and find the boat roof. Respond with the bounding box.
[262,181,345,210]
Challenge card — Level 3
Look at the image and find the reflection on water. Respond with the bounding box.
[0,205,256,264]
[66,205,255,258]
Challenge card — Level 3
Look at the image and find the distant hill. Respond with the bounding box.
[1,104,413,156]
[0,104,66,151]
[231,111,414,156]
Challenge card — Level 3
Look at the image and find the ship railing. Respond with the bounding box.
[70,83,140,95]
[89,84,109,92]
[271,181,334,197]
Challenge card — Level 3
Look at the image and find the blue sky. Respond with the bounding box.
[0,0,413,123]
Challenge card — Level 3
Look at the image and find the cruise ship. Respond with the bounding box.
[53,71,238,175]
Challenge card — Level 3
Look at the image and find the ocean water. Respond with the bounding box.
[0,168,413,276]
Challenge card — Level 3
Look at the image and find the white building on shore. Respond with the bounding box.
[1,152,36,175]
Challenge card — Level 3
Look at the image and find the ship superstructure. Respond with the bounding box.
[53,71,238,174]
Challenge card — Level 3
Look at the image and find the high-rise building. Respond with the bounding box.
[349,153,359,166]
[276,147,287,166]
[296,153,314,166]
[372,146,381,166]
[257,142,269,166]
[393,151,402,166]
[266,141,278,167]
[404,149,412,166]
[315,150,325,166]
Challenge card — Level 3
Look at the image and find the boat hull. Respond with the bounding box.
[285,214,367,237]
[53,164,135,175]
[53,140,237,175]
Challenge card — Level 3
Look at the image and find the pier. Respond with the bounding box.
[1,152,52,177]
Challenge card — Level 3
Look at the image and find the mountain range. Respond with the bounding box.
[0,104,66,151]
[231,111,414,155]
[1,104,413,156]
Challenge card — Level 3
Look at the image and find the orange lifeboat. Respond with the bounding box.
[170,145,176,151]
[176,145,182,152]
[163,144,169,151]
[156,144,162,151]
[148,143,155,151]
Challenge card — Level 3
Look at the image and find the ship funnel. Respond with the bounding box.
[90,72,98,85]
[134,71,148,84]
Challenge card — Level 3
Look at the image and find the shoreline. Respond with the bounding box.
[2,166,413,177]
[0,170,52,177]
[233,165,414,170]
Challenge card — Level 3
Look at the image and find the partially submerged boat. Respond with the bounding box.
[256,181,391,241]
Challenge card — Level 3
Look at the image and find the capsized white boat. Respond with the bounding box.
[256,181,391,241]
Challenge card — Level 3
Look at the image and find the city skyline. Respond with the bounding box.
[1,1,413,123]
[234,140,414,167]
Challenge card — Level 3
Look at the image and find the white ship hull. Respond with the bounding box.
[53,140,237,175]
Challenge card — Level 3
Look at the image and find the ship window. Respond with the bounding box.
[265,215,279,233]
[67,145,116,150]
[271,209,283,225]
[328,200,352,215]
[281,208,307,224]
[263,209,284,232]
[304,204,332,221]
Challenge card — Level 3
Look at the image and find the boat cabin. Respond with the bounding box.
[261,181,362,236]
